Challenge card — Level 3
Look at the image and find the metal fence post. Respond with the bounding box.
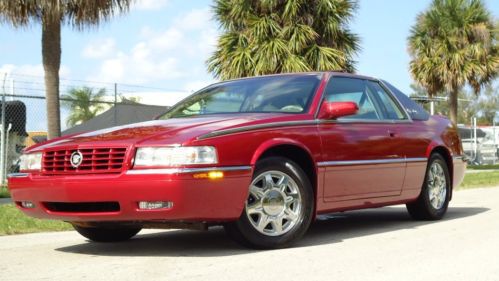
[1,76,6,184]
[494,118,497,165]
[114,83,118,126]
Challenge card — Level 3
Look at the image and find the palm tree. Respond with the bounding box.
[0,1,132,139]
[61,87,107,127]
[408,0,498,125]
[207,0,360,80]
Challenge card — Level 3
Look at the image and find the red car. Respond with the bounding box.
[8,72,466,249]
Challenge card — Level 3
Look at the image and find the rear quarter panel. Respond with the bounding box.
[424,116,466,191]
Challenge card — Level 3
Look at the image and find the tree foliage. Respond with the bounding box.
[411,83,499,125]
[408,0,498,125]
[208,0,360,80]
[61,87,107,127]
[0,0,132,139]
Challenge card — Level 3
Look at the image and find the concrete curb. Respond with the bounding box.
[0,197,12,205]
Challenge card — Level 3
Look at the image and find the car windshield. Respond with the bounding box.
[159,74,322,119]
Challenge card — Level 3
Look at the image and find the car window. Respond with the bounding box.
[366,81,407,120]
[159,75,321,119]
[175,91,246,117]
[324,77,379,120]
[381,80,430,121]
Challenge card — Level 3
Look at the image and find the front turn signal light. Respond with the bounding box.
[192,171,224,179]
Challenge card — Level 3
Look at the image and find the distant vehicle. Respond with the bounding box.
[460,128,498,165]
[8,72,466,249]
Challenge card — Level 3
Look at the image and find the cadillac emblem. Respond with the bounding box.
[70,151,83,168]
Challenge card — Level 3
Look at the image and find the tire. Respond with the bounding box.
[72,225,141,242]
[406,154,451,220]
[224,157,314,249]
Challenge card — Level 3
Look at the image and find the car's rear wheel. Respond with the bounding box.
[224,157,314,249]
[72,225,142,242]
[406,154,451,220]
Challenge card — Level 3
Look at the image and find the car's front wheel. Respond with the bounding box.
[406,154,451,220]
[225,157,314,249]
[72,224,142,242]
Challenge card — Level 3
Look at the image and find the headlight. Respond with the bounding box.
[134,146,217,167]
[19,152,42,171]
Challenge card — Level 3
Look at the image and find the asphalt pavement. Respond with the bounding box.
[0,187,498,281]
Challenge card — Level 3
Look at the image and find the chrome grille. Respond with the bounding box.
[42,147,127,175]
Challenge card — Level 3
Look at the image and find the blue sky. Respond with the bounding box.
[1,0,498,106]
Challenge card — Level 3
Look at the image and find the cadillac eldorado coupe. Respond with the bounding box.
[8,72,466,249]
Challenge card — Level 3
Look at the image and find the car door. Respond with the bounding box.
[318,77,407,202]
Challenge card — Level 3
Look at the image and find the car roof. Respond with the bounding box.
[327,71,378,81]
[211,71,378,86]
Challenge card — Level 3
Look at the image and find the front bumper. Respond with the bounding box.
[7,166,253,222]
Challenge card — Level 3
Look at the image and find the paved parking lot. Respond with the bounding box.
[0,187,498,281]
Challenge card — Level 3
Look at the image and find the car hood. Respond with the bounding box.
[29,113,305,151]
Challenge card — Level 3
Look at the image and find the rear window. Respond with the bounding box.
[381,80,430,121]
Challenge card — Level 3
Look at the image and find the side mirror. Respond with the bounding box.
[318,101,358,120]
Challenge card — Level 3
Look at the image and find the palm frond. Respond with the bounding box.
[208,0,360,79]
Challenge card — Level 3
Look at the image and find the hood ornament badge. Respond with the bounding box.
[70,151,83,168]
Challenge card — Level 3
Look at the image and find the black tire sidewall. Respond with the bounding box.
[422,154,451,218]
[231,157,314,249]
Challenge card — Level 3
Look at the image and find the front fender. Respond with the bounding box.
[250,138,314,165]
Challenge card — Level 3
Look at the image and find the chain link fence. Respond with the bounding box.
[460,123,499,166]
[0,72,190,184]
[412,97,499,166]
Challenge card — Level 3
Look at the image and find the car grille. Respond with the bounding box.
[42,147,127,175]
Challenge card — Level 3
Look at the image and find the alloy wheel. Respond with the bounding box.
[245,170,302,236]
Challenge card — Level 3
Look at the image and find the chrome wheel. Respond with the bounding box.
[427,162,447,209]
[246,170,302,236]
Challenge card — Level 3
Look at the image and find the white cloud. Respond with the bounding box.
[82,38,116,59]
[148,27,184,51]
[0,63,71,79]
[174,8,212,31]
[120,91,190,106]
[183,80,216,93]
[86,8,220,88]
[99,57,126,82]
[133,0,169,11]
[197,27,219,57]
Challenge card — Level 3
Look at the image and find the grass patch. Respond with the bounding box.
[458,170,499,190]
[0,204,72,235]
[0,187,10,198]
[467,164,499,170]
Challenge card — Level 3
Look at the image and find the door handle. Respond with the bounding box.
[388,130,396,137]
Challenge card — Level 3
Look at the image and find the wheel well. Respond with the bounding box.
[257,145,317,198]
[430,146,454,197]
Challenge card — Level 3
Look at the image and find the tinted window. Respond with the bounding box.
[381,80,430,121]
[159,75,321,119]
[367,81,407,120]
[324,77,379,120]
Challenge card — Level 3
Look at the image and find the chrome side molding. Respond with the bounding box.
[317,157,427,167]
[126,166,252,175]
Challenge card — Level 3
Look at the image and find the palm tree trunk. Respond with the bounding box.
[42,16,62,139]
[449,88,459,126]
